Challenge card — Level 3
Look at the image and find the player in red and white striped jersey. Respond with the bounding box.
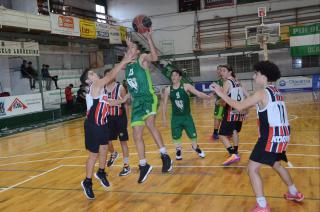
[211,61,304,212]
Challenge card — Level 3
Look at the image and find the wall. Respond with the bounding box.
[0,57,11,93]
[0,0,11,8]
[11,0,38,15]
[108,0,320,55]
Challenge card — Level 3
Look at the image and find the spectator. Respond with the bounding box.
[65,84,74,114]
[41,64,59,90]
[20,60,28,77]
[26,61,38,89]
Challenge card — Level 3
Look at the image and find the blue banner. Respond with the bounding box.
[195,82,212,93]
[312,74,320,91]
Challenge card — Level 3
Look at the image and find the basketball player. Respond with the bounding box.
[80,52,134,200]
[104,69,131,176]
[125,33,173,183]
[211,61,304,212]
[217,65,247,166]
[162,69,211,160]
[212,65,225,140]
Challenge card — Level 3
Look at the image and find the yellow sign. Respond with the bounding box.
[120,26,127,42]
[280,25,289,42]
[79,19,96,39]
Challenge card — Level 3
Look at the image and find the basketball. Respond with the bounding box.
[132,15,152,33]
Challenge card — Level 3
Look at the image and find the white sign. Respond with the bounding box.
[96,22,110,39]
[109,25,121,44]
[50,13,80,36]
[276,76,312,91]
[0,40,39,56]
[258,7,266,17]
[0,94,43,118]
[43,90,62,108]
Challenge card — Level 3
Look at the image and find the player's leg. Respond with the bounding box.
[184,115,205,158]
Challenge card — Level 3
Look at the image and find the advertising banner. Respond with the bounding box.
[0,94,43,118]
[276,76,313,91]
[109,25,122,44]
[96,22,109,39]
[79,19,97,39]
[50,13,80,36]
[0,40,39,56]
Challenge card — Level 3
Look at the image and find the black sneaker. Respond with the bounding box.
[81,180,95,200]
[107,152,119,167]
[94,171,110,189]
[192,145,206,158]
[176,148,182,160]
[161,153,173,172]
[119,165,131,176]
[138,163,153,183]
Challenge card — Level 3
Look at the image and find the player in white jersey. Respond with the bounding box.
[218,65,247,166]
[211,61,304,212]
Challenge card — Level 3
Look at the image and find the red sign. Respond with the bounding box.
[258,7,266,17]
[7,98,28,112]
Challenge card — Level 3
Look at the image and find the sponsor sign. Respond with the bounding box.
[80,19,97,39]
[290,23,320,56]
[109,25,122,44]
[0,94,43,118]
[50,13,80,36]
[195,82,213,93]
[276,76,312,91]
[312,74,320,91]
[119,26,127,42]
[96,22,109,39]
[0,40,39,56]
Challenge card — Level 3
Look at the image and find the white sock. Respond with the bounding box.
[139,159,146,166]
[288,184,298,195]
[160,147,167,154]
[256,196,267,208]
[123,157,129,165]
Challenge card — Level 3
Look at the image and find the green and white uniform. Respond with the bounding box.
[170,84,197,142]
[125,57,158,126]
[214,78,225,120]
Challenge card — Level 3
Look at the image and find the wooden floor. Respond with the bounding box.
[0,92,319,212]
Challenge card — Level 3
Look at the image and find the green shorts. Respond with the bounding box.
[214,105,224,120]
[131,94,158,126]
[171,115,197,142]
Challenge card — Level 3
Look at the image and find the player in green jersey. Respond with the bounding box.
[162,69,213,160]
[212,65,225,140]
[125,33,173,184]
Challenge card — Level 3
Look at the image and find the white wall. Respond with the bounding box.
[11,0,38,15]
[0,57,11,93]
[108,0,320,55]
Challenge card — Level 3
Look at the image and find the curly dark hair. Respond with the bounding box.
[253,61,281,82]
[171,69,183,76]
[80,68,90,85]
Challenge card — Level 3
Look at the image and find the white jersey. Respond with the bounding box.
[226,78,245,122]
[257,85,290,153]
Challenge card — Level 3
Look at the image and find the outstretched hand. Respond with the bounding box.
[210,83,224,97]
[125,37,133,48]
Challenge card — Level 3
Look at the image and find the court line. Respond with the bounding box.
[0,185,319,201]
[0,165,63,193]
[0,142,319,160]
[61,164,320,170]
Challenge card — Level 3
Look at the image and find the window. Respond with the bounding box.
[96,4,106,23]
[292,56,320,69]
[227,53,259,73]
[172,59,200,77]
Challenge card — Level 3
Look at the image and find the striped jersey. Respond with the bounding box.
[257,85,290,153]
[86,85,109,126]
[226,78,245,122]
[104,82,124,116]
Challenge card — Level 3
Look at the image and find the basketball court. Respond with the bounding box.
[0,92,319,211]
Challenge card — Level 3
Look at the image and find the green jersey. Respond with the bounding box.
[125,58,155,99]
[170,84,190,116]
[215,78,223,100]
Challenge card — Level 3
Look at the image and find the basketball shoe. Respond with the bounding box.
[192,145,205,158]
[176,148,182,160]
[284,191,304,202]
[138,163,153,183]
[222,154,240,166]
[119,164,131,176]
[251,204,271,212]
[107,151,119,167]
[81,179,95,200]
[94,170,110,189]
[161,153,173,172]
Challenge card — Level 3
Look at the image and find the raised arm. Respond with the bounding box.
[184,83,212,100]
[161,86,170,127]
[211,83,265,111]
[141,30,158,64]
